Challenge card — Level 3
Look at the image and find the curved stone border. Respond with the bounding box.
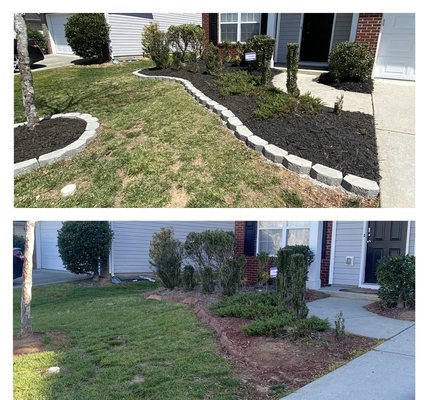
[14,113,99,177]
[133,70,379,198]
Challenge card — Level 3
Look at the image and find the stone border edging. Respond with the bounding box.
[14,113,100,177]
[144,292,259,368]
[133,70,379,198]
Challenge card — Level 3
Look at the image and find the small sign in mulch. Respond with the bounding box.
[14,118,87,163]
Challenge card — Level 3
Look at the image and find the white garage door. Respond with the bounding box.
[47,14,75,55]
[37,221,66,270]
[374,14,415,81]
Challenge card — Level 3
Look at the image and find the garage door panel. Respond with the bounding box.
[374,13,415,81]
[48,14,75,55]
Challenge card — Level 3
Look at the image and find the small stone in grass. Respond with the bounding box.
[60,184,76,197]
[47,366,61,374]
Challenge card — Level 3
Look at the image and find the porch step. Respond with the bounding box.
[318,286,379,301]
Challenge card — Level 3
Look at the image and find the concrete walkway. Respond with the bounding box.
[281,297,415,399]
[13,269,90,287]
[373,79,415,208]
[272,71,415,207]
[14,54,82,74]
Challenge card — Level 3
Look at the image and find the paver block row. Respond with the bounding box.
[14,113,100,177]
[133,70,380,198]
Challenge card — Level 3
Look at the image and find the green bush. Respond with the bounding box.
[286,43,300,97]
[64,13,110,62]
[215,71,259,96]
[168,24,205,61]
[299,92,324,115]
[221,40,232,63]
[289,316,330,338]
[171,51,183,70]
[185,51,199,73]
[329,41,374,82]
[333,94,344,115]
[182,265,196,291]
[205,43,223,75]
[243,313,295,337]
[256,252,270,286]
[13,234,25,250]
[289,253,309,319]
[377,255,415,309]
[149,228,183,289]
[142,22,170,69]
[200,266,215,294]
[220,259,241,296]
[27,28,47,53]
[255,91,298,119]
[245,35,276,85]
[57,221,113,278]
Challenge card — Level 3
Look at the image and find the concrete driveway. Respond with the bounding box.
[14,54,82,74]
[13,269,91,287]
[373,79,415,208]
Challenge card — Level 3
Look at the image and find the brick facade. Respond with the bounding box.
[355,13,383,55]
[320,221,332,287]
[235,221,333,286]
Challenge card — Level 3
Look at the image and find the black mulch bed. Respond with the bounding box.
[15,117,87,163]
[142,65,379,182]
[317,72,374,94]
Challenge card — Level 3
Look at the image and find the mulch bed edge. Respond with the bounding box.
[134,69,380,198]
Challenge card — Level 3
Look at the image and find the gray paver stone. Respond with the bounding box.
[235,125,254,141]
[86,121,100,131]
[247,135,268,152]
[227,117,243,131]
[283,154,312,175]
[310,163,343,186]
[206,100,218,110]
[14,158,39,176]
[199,96,210,106]
[60,139,88,157]
[342,174,380,198]
[38,148,67,167]
[79,130,97,144]
[213,104,227,115]
[221,109,235,121]
[263,144,288,163]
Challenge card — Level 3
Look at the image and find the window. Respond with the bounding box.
[220,13,261,43]
[257,221,311,256]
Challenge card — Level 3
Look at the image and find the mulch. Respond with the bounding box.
[317,72,374,94]
[14,117,87,163]
[365,302,415,322]
[144,289,378,398]
[142,66,379,182]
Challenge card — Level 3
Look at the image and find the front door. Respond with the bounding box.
[300,13,334,63]
[365,221,408,284]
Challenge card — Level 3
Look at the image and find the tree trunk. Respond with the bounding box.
[99,256,111,280]
[14,13,39,129]
[21,220,36,336]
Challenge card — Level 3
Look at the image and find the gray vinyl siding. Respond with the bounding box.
[332,221,364,286]
[408,221,415,256]
[331,14,353,47]
[111,221,234,274]
[276,13,302,63]
[108,13,202,57]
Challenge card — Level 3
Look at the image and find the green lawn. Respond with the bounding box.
[13,282,241,400]
[14,61,375,208]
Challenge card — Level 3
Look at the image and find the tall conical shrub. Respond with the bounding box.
[289,253,308,319]
[287,43,300,97]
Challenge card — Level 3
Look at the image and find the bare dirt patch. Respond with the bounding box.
[14,332,67,356]
[166,183,190,207]
[365,302,415,322]
[144,289,377,398]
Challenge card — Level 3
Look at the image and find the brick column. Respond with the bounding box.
[355,13,383,56]
[202,13,210,49]
[320,221,333,287]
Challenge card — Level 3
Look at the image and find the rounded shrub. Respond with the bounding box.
[149,228,183,289]
[329,41,374,82]
[142,22,170,69]
[377,255,415,309]
[57,221,114,278]
[64,13,110,62]
[27,28,47,53]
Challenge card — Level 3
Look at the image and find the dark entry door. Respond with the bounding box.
[300,13,334,62]
[365,221,408,284]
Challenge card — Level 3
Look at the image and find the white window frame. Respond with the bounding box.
[256,221,311,257]
[219,13,262,43]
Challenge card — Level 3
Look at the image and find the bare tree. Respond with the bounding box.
[21,220,36,335]
[14,13,39,129]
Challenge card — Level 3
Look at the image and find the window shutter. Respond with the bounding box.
[244,221,257,256]
[209,13,218,44]
[260,13,268,35]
